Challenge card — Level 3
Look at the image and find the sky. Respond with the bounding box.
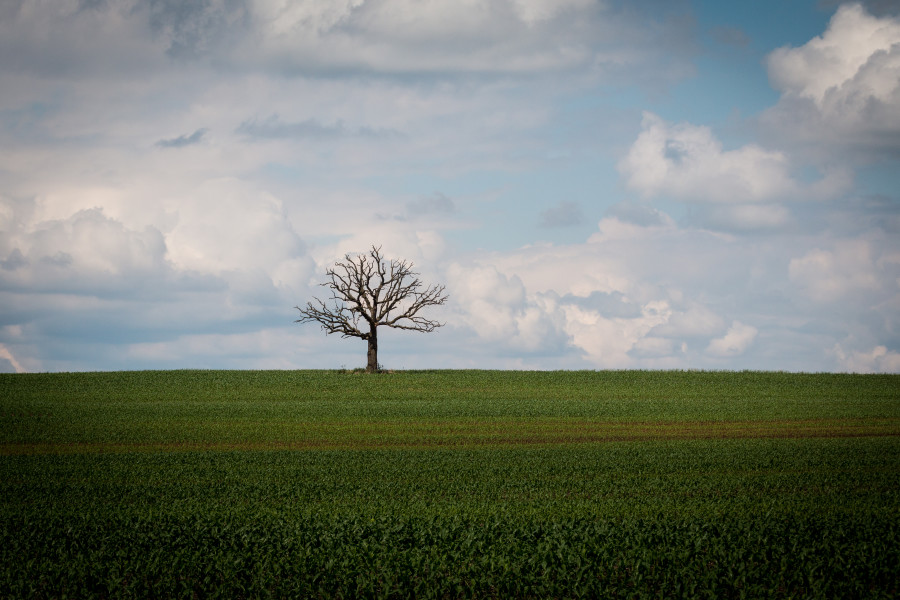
[1,0,899,373]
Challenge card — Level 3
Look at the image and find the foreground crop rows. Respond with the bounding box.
[5,511,897,598]
[1,370,898,598]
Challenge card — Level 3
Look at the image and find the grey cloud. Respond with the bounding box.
[0,283,283,372]
[0,208,223,299]
[760,95,900,164]
[375,192,455,222]
[818,0,900,17]
[29,287,282,346]
[735,186,900,240]
[863,0,900,15]
[1,249,27,271]
[663,140,689,164]
[857,194,900,234]
[246,0,695,84]
[0,1,24,21]
[0,0,698,90]
[0,1,163,79]
[689,204,792,232]
[147,0,250,60]
[604,202,670,227]
[628,336,677,359]
[0,0,240,79]
[39,252,74,268]
[156,128,207,148]
[236,115,398,141]
[407,193,456,218]
[649,305,726,339]
[539,201,584,228]
[560,291,643,319]
[236,117,344,140]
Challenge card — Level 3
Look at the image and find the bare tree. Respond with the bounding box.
[295,246,449,372]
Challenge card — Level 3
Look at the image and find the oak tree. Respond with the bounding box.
[295,246,448,372]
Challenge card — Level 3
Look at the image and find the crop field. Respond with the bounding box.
[1,370,899,598]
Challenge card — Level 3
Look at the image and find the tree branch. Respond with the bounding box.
[295,246,449,357]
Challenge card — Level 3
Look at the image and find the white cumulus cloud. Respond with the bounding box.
[563,299,672,367]
[618,112,853,230]
[832,343,900,373]
[445,262,567,352]
[0,205,175,295]
[164,178,306,277]
[706,321,758,358]
[0,344,26,373]
[767,3,900,108]
[619,112,798,204]
[788,240,882,302]
[763,3,900,158]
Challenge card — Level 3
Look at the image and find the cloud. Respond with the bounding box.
[818,0,900,17]
[446,263,525,339]
[164,178,307,277]
[455,217,776,369]
[762,3,900,159]
[832,343,900,372]
[619,112,799,204]
[156,128,208,148]
[236,115,397,140]
[538,201,584,228]
[560,291,642,319]
[0,0,698,85]
[147,0,250,60]
[767,4,900,107]
[406,193,456,219]
[649,303,727,339]
[245,0,622,76]
[604,202,671,227]
[630,336,681,359]
[0,180,320,370]
[0,0,896,374]
[0,344,25,373]
[445,262,569,354]
[617,112,853,230]
[460,210,896,372]
[701,203,794,232]
[310,218,452,276]
[562,299,673,367]
[706,321,758,358]
[0,207,176,295]
[789,239,882,302]
[0,248,28,271]
[373,193,458,224]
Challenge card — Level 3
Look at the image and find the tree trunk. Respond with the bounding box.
[366,326,378,373]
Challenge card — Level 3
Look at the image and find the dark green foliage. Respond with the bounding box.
[3,512,897,599]
[1,370,898,598]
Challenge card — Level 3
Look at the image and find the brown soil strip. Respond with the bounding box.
[3,418,899,455]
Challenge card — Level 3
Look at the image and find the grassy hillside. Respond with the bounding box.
[2,370,898,597]
[3,370,897,449]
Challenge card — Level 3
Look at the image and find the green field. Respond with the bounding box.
[2,370,899,598]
